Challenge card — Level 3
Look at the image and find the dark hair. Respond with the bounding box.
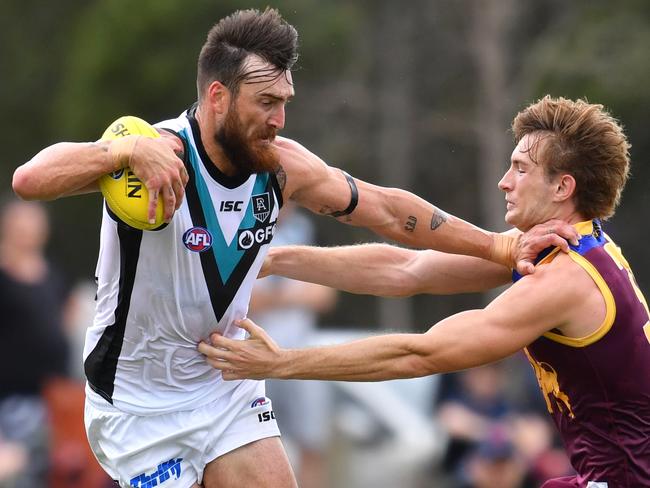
[197,8,299,99]
[512,96,630,220]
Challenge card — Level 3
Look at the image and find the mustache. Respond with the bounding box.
[253,128,278,140]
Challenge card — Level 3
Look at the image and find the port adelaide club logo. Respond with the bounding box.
[183,227,213,252]
[251,193,270,222]
[237,193,275,250]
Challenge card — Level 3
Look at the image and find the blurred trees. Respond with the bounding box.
[2,0,648,330]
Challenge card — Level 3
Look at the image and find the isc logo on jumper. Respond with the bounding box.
[219,200,244,212]
[183,227,213,252]
[130,458,183,487]
[237,223,276,251]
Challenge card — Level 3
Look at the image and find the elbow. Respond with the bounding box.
[360,271,417,298]
[12,166,37,200]
[401,350,439,378]
[381,255,424,298]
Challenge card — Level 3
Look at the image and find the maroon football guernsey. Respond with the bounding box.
[518,220,650,487]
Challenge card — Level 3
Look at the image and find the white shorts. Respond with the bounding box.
[85,379,280,488]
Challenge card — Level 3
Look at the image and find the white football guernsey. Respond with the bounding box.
[83,105,283,415]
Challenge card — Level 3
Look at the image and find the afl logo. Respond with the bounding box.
[183,227,213,252]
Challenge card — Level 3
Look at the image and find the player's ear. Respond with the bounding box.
[206,81,230,115]
[554,174,576,203]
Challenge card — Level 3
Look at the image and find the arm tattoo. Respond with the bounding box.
[274,165,287,191]
[405,215,417,232]
[94,141,110,153]
[430,210,448,231]
[319,205,353,222]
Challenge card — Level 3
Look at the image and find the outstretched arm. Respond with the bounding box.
[263,243,511,297]
[13,130,187,222]
[13,141,113,199]
[200,253,587,381]
[275,137,578,275]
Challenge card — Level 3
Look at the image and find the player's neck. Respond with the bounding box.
[556,207,588,227]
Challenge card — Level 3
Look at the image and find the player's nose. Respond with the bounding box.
[268,105,285,130]
[498,168,513,192]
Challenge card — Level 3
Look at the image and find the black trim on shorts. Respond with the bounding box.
[84,223,143,404]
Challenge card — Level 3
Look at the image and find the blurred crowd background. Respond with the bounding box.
[1,1,648,487]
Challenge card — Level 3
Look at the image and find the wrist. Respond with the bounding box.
[108,135,141,171]
[490,233,516,268]
[265,247,278,274]
[273,349,298,379]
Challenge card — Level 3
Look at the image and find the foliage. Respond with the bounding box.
[2,0,648,325]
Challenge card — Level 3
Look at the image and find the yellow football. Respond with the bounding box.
[99,116,164,230]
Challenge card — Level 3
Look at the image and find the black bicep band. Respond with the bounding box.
[329,171,359,218]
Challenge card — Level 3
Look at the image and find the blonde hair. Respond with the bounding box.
[512,96,630,220]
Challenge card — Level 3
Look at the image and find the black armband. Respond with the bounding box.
[329,171,359,218]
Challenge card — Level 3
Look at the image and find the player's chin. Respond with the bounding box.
[505,213,529,233]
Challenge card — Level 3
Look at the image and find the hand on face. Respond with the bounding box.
[513,219,580,275]
[198,318,282,380]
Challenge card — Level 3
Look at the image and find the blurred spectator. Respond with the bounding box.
[435,360,572,488]
[465,426,526,488]
[250,203,337,488]
[509,413,574,486]
[436,362,514,480]
[0,197,71,487]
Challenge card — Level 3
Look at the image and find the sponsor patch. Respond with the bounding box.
[237,223,275,251]
[250,397,269,408]
[130,458,183,487]
[183,227,213,252]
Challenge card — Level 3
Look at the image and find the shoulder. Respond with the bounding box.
[273,137,323,171]
[273,137,331,196]
[510,251,603,325]
[154,111,189,133]
[520,251,592,294]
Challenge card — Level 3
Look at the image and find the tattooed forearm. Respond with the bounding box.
[319,205,353,222]
[274,165,287,191]
[405,215,417,232]
[430,210,448,230]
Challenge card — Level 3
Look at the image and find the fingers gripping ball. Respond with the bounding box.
[99,116,164,230]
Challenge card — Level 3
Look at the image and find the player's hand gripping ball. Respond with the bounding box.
[99,116,164,230]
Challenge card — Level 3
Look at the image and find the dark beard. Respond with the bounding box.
[215,109,279,174]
